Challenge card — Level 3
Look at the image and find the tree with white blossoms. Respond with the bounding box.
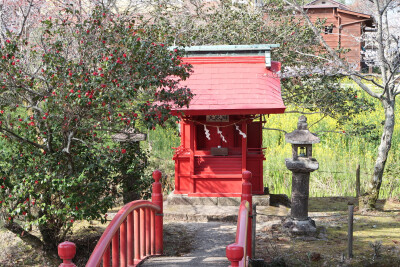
[281,0,400,209]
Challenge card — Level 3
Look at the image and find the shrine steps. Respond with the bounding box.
[162,193,290,223]
[167,193,270,207]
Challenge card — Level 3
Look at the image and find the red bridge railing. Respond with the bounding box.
[58,170,164,267]
[226,170,253,267]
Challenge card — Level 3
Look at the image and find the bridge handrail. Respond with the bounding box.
[226,200,250,267]
[58,170,164,267]
[86,200,160,267]
[226,170,253,267]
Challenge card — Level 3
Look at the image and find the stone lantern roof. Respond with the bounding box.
[111,128,146,143]
[285,116,320,145]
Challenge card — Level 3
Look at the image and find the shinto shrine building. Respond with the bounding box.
[171,45,286,197]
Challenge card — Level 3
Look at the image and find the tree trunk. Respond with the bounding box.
[4,221,60,266]
[360,98,395,210]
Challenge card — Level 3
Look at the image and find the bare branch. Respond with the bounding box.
[0,127,46,150]
[284,110,324,115]
[17,0,34,38]
[62,131,74,154]
[352,73,384,89]
[350,74,381,99]
[262,127,287,134]
[308,114,327,129]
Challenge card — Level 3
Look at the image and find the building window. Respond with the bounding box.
[322,1,326,4]
[324,26,333,34]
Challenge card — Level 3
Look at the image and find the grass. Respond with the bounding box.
[261,107,400,198]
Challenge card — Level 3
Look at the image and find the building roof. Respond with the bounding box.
[305,0,350,10]
[171,56,286,116]
[304,0,372,18]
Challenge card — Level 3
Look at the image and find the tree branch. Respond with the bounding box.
[285,110,323,115]
[352,73,384,89]
[17,0,34,38]
[4,221,44,250]
[262,127,287,134]
[0,127,46,150]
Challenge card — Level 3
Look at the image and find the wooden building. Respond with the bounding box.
[171,45,286,197]
[304,0,374,70]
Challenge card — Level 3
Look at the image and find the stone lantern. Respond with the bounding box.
[284,115,320,234]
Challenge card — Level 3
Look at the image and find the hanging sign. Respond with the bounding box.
[206,115,229,122]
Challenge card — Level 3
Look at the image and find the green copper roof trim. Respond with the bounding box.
[169,44,280,68]
[169,44,280,52]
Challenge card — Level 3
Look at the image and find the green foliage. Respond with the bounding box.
[0,6,192,250]
[146,0,373,129]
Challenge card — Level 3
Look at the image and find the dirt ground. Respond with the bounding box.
[255,197,400,267]
[0,197,399,267]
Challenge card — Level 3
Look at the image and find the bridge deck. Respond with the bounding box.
[141,222,236,266]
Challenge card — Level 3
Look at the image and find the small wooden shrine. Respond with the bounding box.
[171,45,286,197]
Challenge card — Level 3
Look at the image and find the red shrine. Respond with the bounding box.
[171,45,286,197]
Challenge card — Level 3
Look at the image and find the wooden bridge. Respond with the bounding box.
[57,170,254,267]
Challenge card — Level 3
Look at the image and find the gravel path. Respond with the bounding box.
[141,222,236,266]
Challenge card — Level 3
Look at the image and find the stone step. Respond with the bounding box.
[163,203,290,223]
[166,193,271,207]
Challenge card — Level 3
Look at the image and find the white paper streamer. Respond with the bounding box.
[235,125,247,139]
[204,125,211,140]
[217,127,227,143]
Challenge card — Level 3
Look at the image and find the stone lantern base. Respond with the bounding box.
[282,217,317,235]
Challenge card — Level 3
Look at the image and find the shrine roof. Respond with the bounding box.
[172,55,286,116]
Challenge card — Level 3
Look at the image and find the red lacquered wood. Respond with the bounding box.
[227,200,249,267]
[190,122,195,193]
[86,200,160,267]
[150,210,155,254]
[127,212,133,266]
[133,209,140,262]
[112,231,119,267]
[241,121,247,173]
[145,208,151,256]
[58,241,76,267]
[140,208,146,259]
[241,171,252,258]
[103,245,110,267]
[173,117,266,196]
[226,243,244,267]
[120,221,127,267]
[85,171,163,267]
[152,170,163,255]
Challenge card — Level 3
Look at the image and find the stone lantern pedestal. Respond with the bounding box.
[283,116,320,235]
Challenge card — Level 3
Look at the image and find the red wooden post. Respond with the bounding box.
[120,220,127,267]
[241,121,247,173]
[189,122,195,194]
[103,245,110,267]
[133,209,140,263]
[226,244,244,267]
[152,170,163,255]
[150,210,155,255]
[140,208,146,259]
[127,212,133,266]
[145,208,151,256]
[58,241,76,267]
[241,170,252,258]
[112,232,119,267]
